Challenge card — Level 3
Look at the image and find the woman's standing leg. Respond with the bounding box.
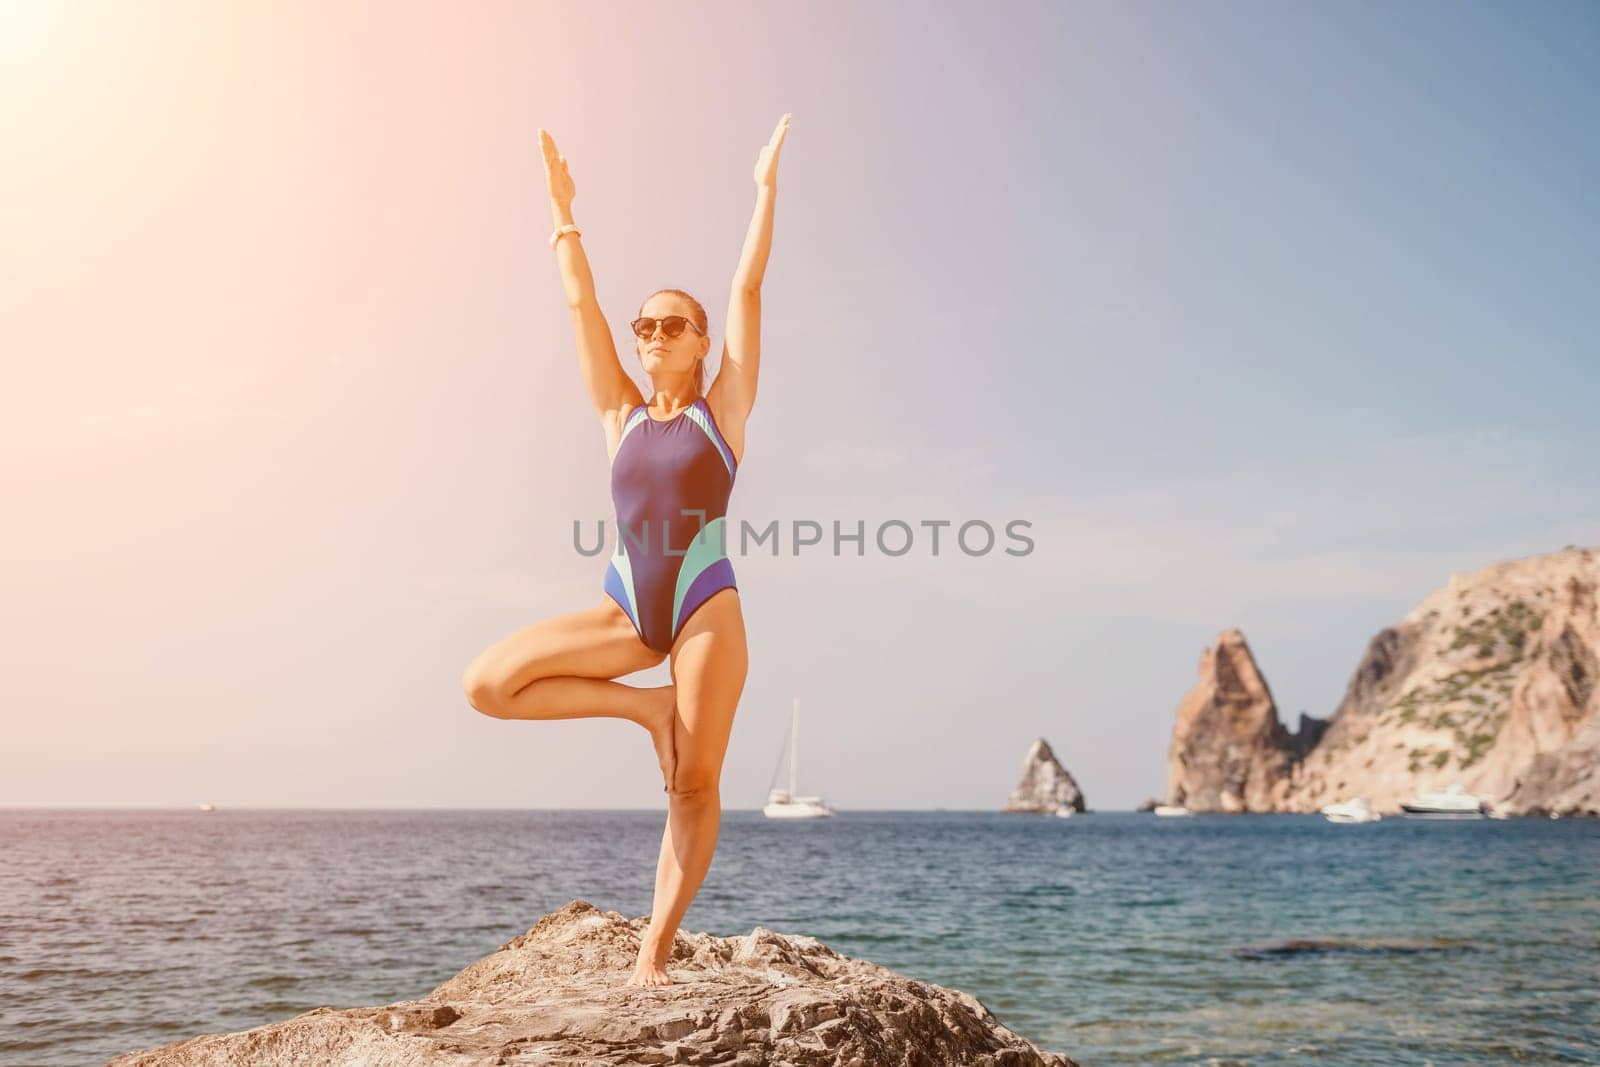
[630,588,748,986]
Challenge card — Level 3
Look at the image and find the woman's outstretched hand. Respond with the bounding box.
[753,113,790,190]
[538,128,576,208]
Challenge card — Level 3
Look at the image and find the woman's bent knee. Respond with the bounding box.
[461,660,506,716]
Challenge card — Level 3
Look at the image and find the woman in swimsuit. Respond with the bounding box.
[462,115,789,987]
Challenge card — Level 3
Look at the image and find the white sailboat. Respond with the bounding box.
[763,697,834,819]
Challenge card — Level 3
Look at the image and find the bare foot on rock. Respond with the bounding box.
[628,934,673,987]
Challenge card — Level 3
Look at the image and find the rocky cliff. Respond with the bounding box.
[1003,738,1085,813]
[1165,545,1600,815]
[108,900,1077,1067]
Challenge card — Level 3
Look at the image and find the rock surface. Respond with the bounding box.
[108,900,1078,1066]
[1002,738,1085,814]
[1164,545,1600,815]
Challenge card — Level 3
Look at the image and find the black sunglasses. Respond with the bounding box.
[630,315,705,341]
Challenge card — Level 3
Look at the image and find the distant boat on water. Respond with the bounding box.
[1321,797,1381,823]
[196,802,216,813]
[763,698,834,819]
[1400,782,1487,818]
[1152,804,1192,817]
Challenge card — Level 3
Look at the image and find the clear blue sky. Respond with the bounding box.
[4,0,1596,809]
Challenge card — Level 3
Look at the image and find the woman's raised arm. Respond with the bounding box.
[708,114,789,439]
[539,129,641,422]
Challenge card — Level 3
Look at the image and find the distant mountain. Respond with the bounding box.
[1164,545,1599,816]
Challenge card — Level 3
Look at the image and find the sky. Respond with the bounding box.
[3,0,1596,811]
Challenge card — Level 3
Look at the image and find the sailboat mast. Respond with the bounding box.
[790,697,799,796]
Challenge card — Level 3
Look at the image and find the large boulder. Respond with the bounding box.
[109,900,1078,1066]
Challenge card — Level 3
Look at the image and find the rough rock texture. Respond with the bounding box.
[1164,545,1600,815]
[1002,738,1085,814]
[109,900,1078,1067]
[1506,710,1600,814]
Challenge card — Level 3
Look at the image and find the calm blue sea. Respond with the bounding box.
[2,809,1597,1066]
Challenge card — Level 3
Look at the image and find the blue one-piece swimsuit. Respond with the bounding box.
[604,397,738,654]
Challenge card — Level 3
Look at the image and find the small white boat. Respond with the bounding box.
[1321,797,1381,823]
[1053,806,1075,818]
[1400,782,1486,818]
[763,698,834,819]
[1152,804,1192,817]
[197,802,216,813]
[764,791,835,819]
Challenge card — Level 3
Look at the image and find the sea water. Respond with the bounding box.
[3,809,1597,1066]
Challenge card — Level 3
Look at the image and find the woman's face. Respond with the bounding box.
[635,293,708,382]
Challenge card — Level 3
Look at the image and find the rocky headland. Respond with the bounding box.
[1165,545,1599,815]
[109,900,1077,1066]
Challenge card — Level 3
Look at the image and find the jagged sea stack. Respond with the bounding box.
[1003,738,1086,813]
[1164,630,1318,813]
